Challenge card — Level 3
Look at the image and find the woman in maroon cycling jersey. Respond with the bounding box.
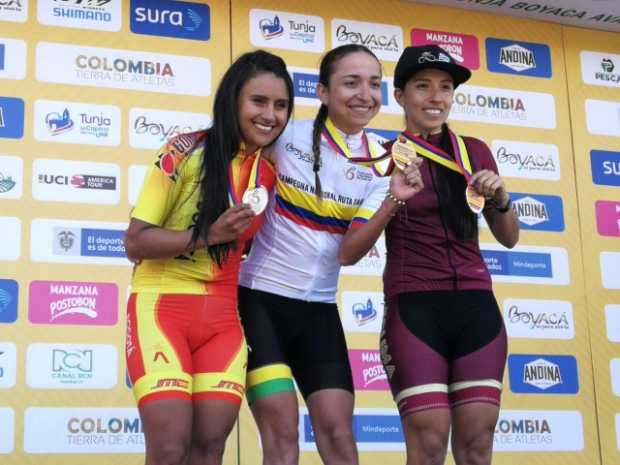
[380,44,519,465]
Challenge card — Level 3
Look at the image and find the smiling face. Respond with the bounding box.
[237,71,291,153]
[394,68,454,135]
[317,51,382,135]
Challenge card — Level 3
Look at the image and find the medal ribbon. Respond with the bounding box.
[228,142,263,206]
[400,130,473,181]
[322,118,391,174]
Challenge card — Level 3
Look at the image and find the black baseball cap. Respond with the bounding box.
[394,45,472,89]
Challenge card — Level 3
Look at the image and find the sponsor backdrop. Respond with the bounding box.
[0,1,616,464]
[563,26,620,465]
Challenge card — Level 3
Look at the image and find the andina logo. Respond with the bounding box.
[454,92,525,111]
[508,305,569,330]
[512,197,549,226]
[259,15,284,39]
[352,298,378,325]
[523,358,562,390]
[46,109,74,135]
[76,55,174,77]
[0,172,15,193]
[596,58,619,83]
[499,44,536,72]
[335,25,399,51]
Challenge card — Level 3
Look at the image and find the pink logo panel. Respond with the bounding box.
[29,280,118,325]
[596,200,620,237]
[348,349,389,391]
[411,28,480,69]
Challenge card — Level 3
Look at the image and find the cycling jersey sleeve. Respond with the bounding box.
[350,175,390,229]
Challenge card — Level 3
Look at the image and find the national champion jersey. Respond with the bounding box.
[239,120,390,303]
[131,131,276,297]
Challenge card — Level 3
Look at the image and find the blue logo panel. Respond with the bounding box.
[0,43,5,71]
[510,192,565,232]
[0,97,24,139]
[293,72,319,99]
[483,250,552,277]
[486,38,552,78]
[508,354,579,394]
[0,279,18,323]
[80,229,126,258]
[591,150,620,187]
[304,413,404,444]
[130,0,211,41]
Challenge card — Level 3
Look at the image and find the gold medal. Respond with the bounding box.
[242,186,269,215]
[465,185,485,214]
[391,137,417,170]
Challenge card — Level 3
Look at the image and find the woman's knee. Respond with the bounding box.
[146,440,190,465]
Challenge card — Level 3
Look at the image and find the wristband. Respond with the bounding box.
[495,198,512,213]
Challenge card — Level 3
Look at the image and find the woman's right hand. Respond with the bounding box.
[207,204,256,246]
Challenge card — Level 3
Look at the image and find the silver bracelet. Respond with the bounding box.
[387,192,406,207]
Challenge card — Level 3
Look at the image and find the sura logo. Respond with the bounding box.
[352,298,378,326]
[259,16,284,39]
[495,418,551,434]
[46,109,75,135]
[495,146,556,172]
[513,196,549,226]
[0,288,12,312]
[335,25,399,52]
[499,44,536,72]
[596,58,619,83]
[76,55,174,77]
[0,172,16,193]
[134,7,203,32]
[523,358,562,390]
[508,305,569,330]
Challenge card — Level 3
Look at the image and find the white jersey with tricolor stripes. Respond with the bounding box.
[239,120,390,303]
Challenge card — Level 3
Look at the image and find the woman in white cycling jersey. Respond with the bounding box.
[238,44,423,465]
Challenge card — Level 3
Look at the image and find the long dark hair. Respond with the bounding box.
[312,44,381,197]
[191,50,294,267]
[434,123,478,240]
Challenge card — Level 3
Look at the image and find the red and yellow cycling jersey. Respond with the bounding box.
[131,131,276,297]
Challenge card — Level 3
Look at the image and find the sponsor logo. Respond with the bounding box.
[486,38,552,77]
[33,159,120,205]
[586,99,620,137]
[0,0,27,23]
[250,9,325,53]
[581,51,620,88]
[494,410,583,451]
[341,236,386,277]
[34,100,121,146]
[36,42,211,96]
[129,107,210,149]
[0,408,14,453]
[0,38,26,79]
[451,85,556,129]
[30,219,129,265]
[349,349,389,391]
[0,342,16,388]
[26,343,117,389]
[332,19,403,61]
[0,279,18,323]
[151,377,188,390]
[606,305,620,343]
[481,244,569,285]
[611,359,620,396]
[0,96,24,139]
[509,354,578,394]
[300,408,404,451]
[595,200,620,237]
[601,252,620,289]
[510,192,564,231]
[0,155,22,198]
[29,280,118,326]
[130,0,210,41]
[591,150,620,187]
[24,408,145,453]
[37,0,121,32]
[411,28,479,69]
[503,299,573,339]
[491,140,560,181]
[0,216,20,261]
[213,379,244,394]
[341,291,384,333]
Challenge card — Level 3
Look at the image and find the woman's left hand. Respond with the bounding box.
[469,169,509,206]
